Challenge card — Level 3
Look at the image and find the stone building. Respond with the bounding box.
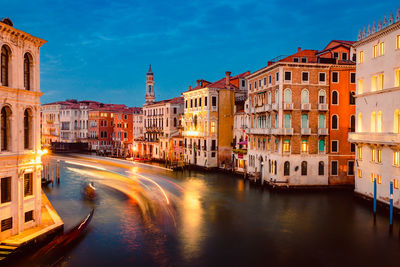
[349,10,400,206]
[0,18,47,240]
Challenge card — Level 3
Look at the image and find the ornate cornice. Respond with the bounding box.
[0,22,47,47]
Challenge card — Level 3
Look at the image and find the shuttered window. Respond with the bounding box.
[24,173,33,197]
[1,177,11,203]
[1,217,12,232]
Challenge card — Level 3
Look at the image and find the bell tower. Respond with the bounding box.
[145,64,155,104]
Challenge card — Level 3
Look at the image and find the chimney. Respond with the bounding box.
[188,85,191,91]
[196,80,200,87]
[225,71,231,88]
[297,47,301,52]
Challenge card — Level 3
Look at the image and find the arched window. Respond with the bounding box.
[1,46,10,86]
[319,114,325,128]
[284,114,291,129]
[332,115,338,129]
[284,161,290,176]
[193,115,197,128]
[318,90,326,104]
[371,112,376,132]
[301,161,307,176]
[301,114,308,128]
[350,115,355,132]
[174,117,177,127]
[318,139,325,152]
[377,111,382,132]
[394,109,399,133]
[332,91,338,105]
[1,106,12,151]
[301,89,309,103]
[284,89,292,103]
[268,91,271,104]
[24,109,33,149]
[274,161,277,175]
[275,90,279,103]
[318,161,324,175]
[74,120,78,130]
[358,112,363,132]
[24,53,33,90]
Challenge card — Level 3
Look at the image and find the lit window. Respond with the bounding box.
[211,121,216,133]
[283,140,290,152]
[394,179,399,189]
[377,175,382,184]
[379,42,385,56]
[371,75,377,91]
[373,45,378,58]
[358,146,362,160]
[370,173,375,183]
[395,69,400,87]
[358,79,363,94]
[359,51,364,63]
[371,112,376,132]
[393,151,400,166]
[397,35,400,49]
[377,111,382,132]
[378,74,384,90]
[377,149,382,163]
[358,169,362,178]
[301,140,308,153]
[371,148,376,162]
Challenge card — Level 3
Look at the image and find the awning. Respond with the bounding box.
[237,140,247,145]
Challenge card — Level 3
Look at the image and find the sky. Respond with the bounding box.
[2,0,396,107]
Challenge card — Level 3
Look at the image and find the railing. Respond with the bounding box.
[272,128,293,135]
[301,128,311,135]
[318,128,328,135]
[348,132,400,145]
[318,103,328,111]
[283,103,293,110]
[232,149,247,155]
[272,103,279,111]
[301,103,311,111]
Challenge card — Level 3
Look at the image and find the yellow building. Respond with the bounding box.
[183,71,249,168]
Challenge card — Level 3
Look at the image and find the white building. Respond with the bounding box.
[349,10,400,206]
[132,110,143,139]
[232,99,249,173]
[41,102,61,147]
[0,18,46,240]
[59,100,89,143]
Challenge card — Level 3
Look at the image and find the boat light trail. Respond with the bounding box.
[64,161,107,171]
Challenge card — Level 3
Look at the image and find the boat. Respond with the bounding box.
[28,209,94,263]
[84,182,96,199]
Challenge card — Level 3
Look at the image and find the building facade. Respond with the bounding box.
[0,18,46,240]
[349,12,400,206]
[41,102,61,147]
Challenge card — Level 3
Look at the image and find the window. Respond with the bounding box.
[349,92,355,105]
[199,98,202,107]
[331,161,338,175]
[25,210,34,222]
[301,114,308,128]
[331,140,338,153]
[332,91,338,105]
[276,72,279,81]
[1,177,11,203]
[379,42,385,56]
[395,69,400,87]
[359,51,364,63]
[342,52,348,61]
[319,140,325,152]
[301,57,307,63]
[302,72,309,82]
[377,111,382,132]
[350,115,355,132]
[318,161,324,176]
[284,161,290,176]
[370,173,375,183]
[190,99,193,108]
[269,75,272,84]
[284,71,291,81]
[194,98,197,107]
[331,115,338,130]
[1,46,10,86]
[318,114,325,128]
[371,148,376,162]
[373,44,378,58]
[284,114,291,129]
[397,35,400,49]
[301,140,308,153]
[350,73,356,84]
[264,77,266,85]
[319,73,326,83]
[259,80,261,87]
[377,175,382,184]
[332,72,338,83]
[211,96,217,107]
[1,218,12,232]
[358,79,363,94]
[301,89,309,103]
[1,106,12,151]
[284,89,292,103]
[293,57,299,62]
[185,100,188,109]
[301,161,307,176]
[24,53,32,90]
[283,140,290,152]
[24,109,32,149]
[211,121,216,133]
[348,161,355,175]
[333,52,339,58]
[358,169,362,178]
[205,97,208,106]
[377,149,382,163]
[395,179,399,189]
[358,146,363,160]
[394,151,400,166]
[371,75,377,91]
[318,90,326,104]
[24,173,33,197]
[378,74,384,90]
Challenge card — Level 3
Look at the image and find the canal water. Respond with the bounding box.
[26,155,400,266]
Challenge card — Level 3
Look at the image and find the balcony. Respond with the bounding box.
[318,128,328,135]
[272,103,279,111]
[318,103,328,111]
[301,103,311,111]
[283,103,293,110]
[348,132,400,145]
[232,148,247,155]
[255,106,266,113]
[301,128,311,135]
[272,128,293,135]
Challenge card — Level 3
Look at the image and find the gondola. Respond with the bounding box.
[28,209,94,263]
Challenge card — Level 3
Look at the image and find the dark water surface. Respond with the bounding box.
[27,155,400,266]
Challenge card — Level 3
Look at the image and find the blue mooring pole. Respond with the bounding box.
[373,177,377,219]
[390,181,393,227]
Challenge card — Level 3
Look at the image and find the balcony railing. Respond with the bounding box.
[301,128,311,135]
[246,128,271,135]
[318,128,328,135]
[348,132,400,145]
[272,128,293,135]
[318,103,328,111]
[272,103,279,111]
[301,103,311,111]
[283,103,293,110]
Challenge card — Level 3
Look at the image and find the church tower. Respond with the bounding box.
[145,65,155,104]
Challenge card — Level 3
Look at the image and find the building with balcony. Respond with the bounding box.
[41,102,61,147]
[183,71,249,168]
[349,10,400,206]
[246,40,356,186]
[112,107,141,157]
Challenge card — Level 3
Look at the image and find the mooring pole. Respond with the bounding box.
[373,177,377,222]
[390,181,394,230]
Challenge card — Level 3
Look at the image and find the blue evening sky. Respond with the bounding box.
[2,0,396,107]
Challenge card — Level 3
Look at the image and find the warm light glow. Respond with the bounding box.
[185,130,199,136]
[38,149,48,155]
